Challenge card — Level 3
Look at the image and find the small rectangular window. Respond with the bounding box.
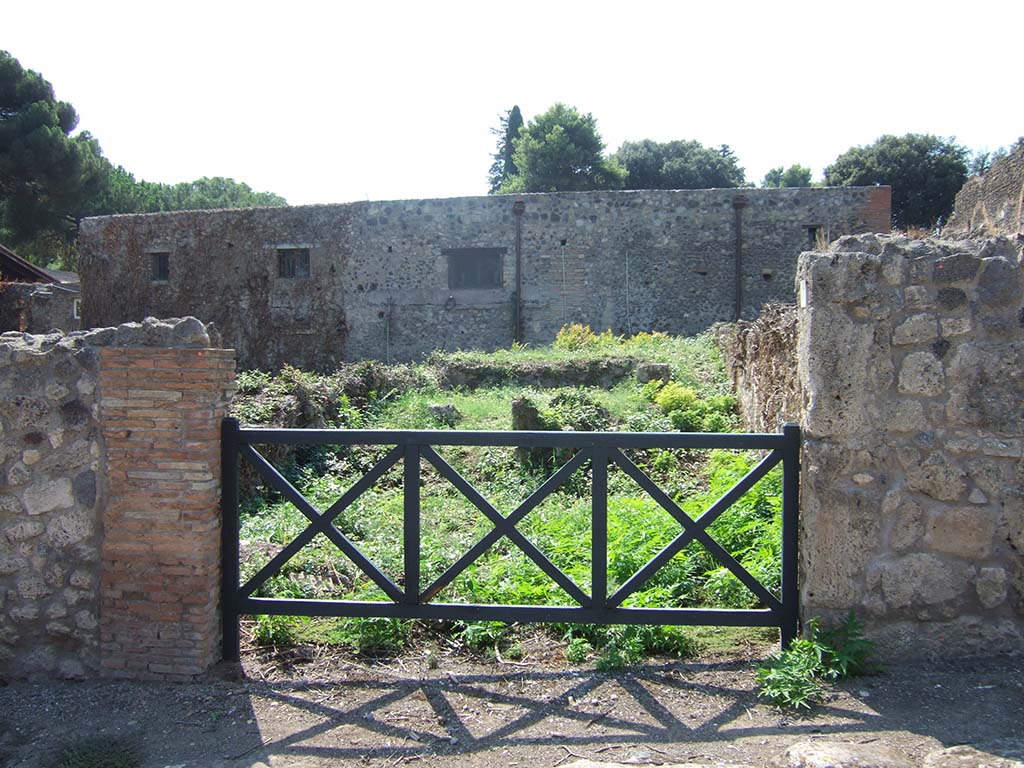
[277,248,310,279]
[444,247,505,289]
[807,226,820,249]
[151,252,170,281]
[72,298,82,319]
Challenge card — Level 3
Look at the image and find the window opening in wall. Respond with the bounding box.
[72,298,82,319]
[762,270,774,281]
[807,226,820,249]
[444,247,505,289]
[277,248,310,279]
[151,252,170,281]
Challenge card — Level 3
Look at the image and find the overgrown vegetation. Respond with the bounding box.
[232,327,784,666]
[755,613,875,709]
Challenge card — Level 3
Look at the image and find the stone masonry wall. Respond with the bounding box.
[946,141,1024,237]
[715,303,800,433]
[0,317,234,679]
[797,233,1024,658]
[79,186,890,370]
[0,282,81,335]
[0,329,103,677]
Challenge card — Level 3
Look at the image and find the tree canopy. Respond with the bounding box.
[487,105,524,193]
[824,134,969,229]
[613,139,746,189]
[1,50,287,268]
[0,51,109,261]
[497,103,626,193]
[761,164,812,188]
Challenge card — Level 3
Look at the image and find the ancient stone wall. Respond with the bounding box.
[0,318,233,679]
[0,282,81,334]
[714,303,800,433]
[0,329,103,677]
[946,141,1024,237]
[79,187,890,370]
[797,233,1024,657]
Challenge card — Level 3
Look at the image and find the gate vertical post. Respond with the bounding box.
[403,443,421,605]
[780,422,801,647]
[221,417,241,662]
[591,448,607,609]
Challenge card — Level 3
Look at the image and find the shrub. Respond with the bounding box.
[553,323,620,350]
[654,382,698,414]
[547,388,612,431]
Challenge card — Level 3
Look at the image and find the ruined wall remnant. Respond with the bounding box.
[0,318,234,680]
[797,233,1024,658]
[0,282,81,334]
[79,187,891,370]
[714,303,800,433]
[945,141,1024,237]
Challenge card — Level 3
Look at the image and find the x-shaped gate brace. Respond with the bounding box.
[221,421,800,660]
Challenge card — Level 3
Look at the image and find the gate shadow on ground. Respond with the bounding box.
[237,659,898,764]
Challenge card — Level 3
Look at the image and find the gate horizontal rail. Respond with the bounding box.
[221,420,800,661]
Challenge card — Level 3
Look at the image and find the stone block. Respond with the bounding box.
[892,313,938,345]
[776,741,913,768]
[906,453,967,501]
[898,351,944,396]
[977,257,1022,307]
[976,567,1008,608]
[4,520,45,543]
[636,362,671,383]
[45,509,95,548]
[879,553,973,608]
[883,492,924,552]
[934,253,981,283]
[923,507,996,560]
[16,575,52,600]
[22,478,74,515]
[946,342,1024,433]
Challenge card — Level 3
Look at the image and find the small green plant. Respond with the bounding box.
[595,626,645,671]
[457,621,511,651]
[756,614,874,709]
[564,637,593,663]
[252,614,300,646]
[816,611,875,678]
[52,736,141,768]
[755,638,826,709]
[330,617,411,655]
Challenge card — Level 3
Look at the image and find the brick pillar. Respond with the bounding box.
[97,347,235,680]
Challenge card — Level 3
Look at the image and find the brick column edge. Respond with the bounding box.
[97,347,236,680]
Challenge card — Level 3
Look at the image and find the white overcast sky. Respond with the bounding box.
[5,0,1022,206]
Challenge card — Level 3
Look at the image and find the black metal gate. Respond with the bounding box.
[221,420,800,660]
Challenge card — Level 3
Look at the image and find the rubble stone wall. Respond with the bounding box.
[79,186,890,370]
[797,233,1024,657]
[0,282,81,334]
[715,303,800,433]
[946,141,1024,237]
[0,318,233,679]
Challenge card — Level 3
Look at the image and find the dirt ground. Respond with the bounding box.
[1,634,1022,768]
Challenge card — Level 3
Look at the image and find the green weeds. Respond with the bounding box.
[756,613,875,709]
[234,328,784,668]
